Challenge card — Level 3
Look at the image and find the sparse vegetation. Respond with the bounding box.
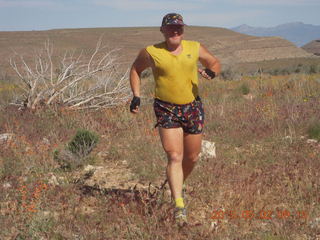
[262,63,320,76]
[1,28,320,238]
[307,122,320,141]
[1,70,319,239]
[239,83,250,95]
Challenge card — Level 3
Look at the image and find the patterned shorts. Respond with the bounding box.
[153,97,204,134]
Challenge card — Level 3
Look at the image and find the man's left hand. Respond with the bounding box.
[198,68,216,80]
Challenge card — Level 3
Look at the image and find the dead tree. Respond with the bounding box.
[10,40,131,110]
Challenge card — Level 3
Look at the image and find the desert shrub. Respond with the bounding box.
[53,148,83,170]
[307,122,320,141]
[67,129,99,157]
[269,69,280,75]
[220,68,239,80]
[239,83,250,95]
[0,156,24,178]
[308,65,318,74]
[294,64,303,73]
[280,68,290,75]
[53,129,99,170]
[266,63,320,76]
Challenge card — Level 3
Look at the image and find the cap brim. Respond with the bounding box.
[164,23,186,26]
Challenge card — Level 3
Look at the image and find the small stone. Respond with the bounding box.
[83,165,97,172]
[48,174,59,186]
[97,151,108,159]
[243,93,254,101]
[310,217,320,229]
[307,139,318,144]
[0,133,14,144]
[42,138,50,145]
[210,221,218,232]
[200,140,216,158]
[3,182,12,189]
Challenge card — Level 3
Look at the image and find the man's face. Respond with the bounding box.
[161,25,184,45]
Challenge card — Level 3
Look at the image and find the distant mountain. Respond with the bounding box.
[231,22,320,47]
[302,40,320,56]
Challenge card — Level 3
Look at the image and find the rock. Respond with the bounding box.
[42,137,50,145]
[200,140,216,158]
[3,182,12,189]
[40,210,59,221]
[284,135,293,143]
[97,151,108,159]
[77,163,137,190]
[0,133,14,144]
[25,146,32,152]
[83,165,102,172]
[310,217,320,229]
[243,93,254,100]
[54,149,82,170]
[210,221,219,232]
[307,139,318,144]
[74,163,169,199]
[48,174,59,186]
[75,206,96,215]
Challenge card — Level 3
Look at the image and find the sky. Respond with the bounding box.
[0,0,319,31]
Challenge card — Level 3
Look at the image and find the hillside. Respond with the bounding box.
[1,27,320,240]
[231,22,320,47]
[302,40,320,56]
[0,26,315,75]
[1,70,319,239]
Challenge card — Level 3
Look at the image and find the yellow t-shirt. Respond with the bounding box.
[146,40,200,104]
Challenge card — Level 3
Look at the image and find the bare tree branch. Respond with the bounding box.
[10,39,131,110]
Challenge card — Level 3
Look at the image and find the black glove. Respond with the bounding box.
[204,68,216,79]
[130,96,140,112]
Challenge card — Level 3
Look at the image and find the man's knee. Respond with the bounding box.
[166,151,183,163]
[184,153,200,164]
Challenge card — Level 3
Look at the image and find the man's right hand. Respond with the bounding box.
[130,96,140,113]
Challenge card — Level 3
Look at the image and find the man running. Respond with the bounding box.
[129,13,221,226]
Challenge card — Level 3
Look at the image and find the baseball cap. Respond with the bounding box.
[161,13,186,27]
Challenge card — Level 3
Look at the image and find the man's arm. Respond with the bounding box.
[198,44,221,80]
[129,48,152,113]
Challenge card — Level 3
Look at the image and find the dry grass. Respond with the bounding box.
[0,72,319,239]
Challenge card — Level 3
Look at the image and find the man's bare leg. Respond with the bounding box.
[182,133,202,182]
[158,127,184,200]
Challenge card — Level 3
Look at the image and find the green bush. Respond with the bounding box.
[308,65,317,74]
[307,122,320,141]
[239,83,250,95]
[67,129,99,158]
